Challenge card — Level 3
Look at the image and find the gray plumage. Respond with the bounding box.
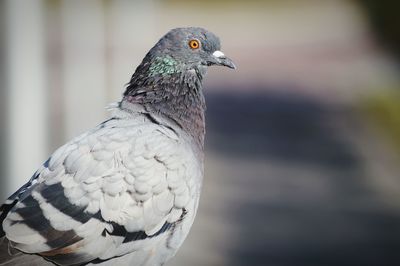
[0,27,235,266]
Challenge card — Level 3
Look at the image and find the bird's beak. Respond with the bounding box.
[212,50,236,69]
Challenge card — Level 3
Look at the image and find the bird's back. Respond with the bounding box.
[0,108,203,266]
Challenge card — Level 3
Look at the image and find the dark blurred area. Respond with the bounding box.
[206,92,357,168]
[1,1,400,266]
[361,0,400,58]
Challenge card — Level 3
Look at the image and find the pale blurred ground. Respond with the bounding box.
[1,0,400,266]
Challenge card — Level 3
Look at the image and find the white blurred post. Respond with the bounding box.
[61,0,107,140]
[3,0,47,201]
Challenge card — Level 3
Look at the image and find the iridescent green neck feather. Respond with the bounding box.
[148,56,180,76]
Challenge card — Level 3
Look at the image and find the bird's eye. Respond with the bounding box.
[188,39,200,49]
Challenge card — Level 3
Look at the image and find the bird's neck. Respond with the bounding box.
[122,61,207,148]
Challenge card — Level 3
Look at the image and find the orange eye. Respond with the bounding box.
[188,39,200,49]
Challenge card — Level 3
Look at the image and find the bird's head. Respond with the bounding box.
[123,27,235,146]
[145,27,236,76]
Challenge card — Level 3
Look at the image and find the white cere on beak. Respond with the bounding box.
[213,50,225,58]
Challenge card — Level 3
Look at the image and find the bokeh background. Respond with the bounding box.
[1,0,400,265]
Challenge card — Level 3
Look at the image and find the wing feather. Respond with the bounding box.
[1,115,202,265]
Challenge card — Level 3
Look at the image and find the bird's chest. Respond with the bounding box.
[119,127,203,198]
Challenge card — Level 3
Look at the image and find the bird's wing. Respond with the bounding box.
[1,117,201,265]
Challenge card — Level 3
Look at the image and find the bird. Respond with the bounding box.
[0,27,235,266]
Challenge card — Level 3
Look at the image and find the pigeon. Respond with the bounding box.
[0,27,235,266]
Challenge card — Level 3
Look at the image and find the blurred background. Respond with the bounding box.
[1,0,400,265]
